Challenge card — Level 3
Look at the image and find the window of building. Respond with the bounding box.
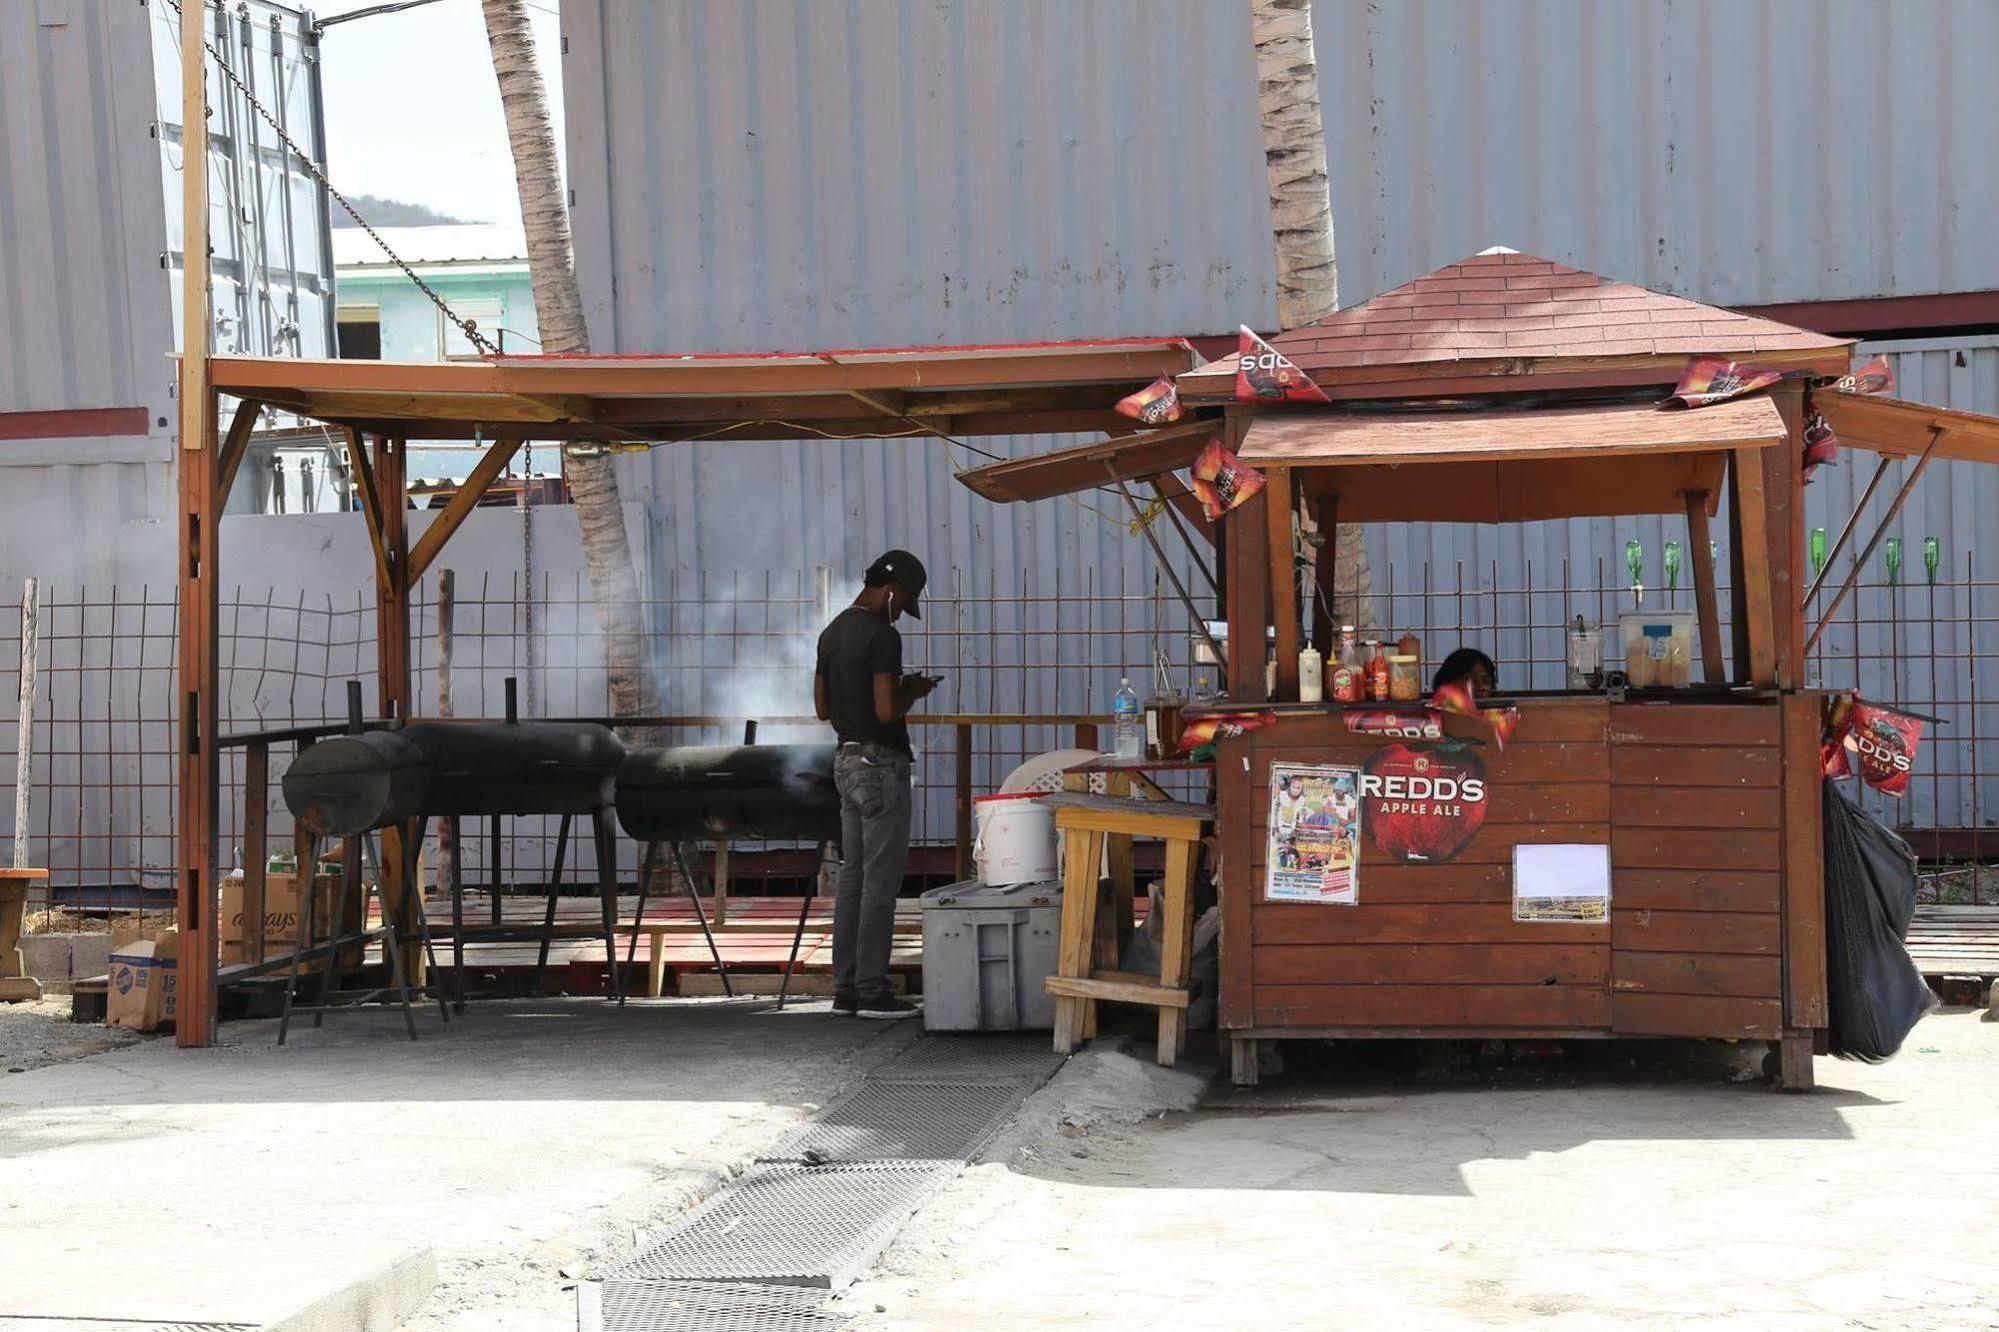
[336,304,381,359]
[441,297,506,359]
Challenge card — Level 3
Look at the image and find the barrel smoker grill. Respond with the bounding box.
[278,726,846,1025]
[615,743,843,1006]
[279,719,632,1034]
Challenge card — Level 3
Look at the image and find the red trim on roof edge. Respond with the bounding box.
[1735,290,1999,336]
[0,407,152,441]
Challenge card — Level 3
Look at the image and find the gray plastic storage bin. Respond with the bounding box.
[919,879,1062,1032]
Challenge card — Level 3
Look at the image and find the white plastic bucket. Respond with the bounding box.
[973,792,1057,886]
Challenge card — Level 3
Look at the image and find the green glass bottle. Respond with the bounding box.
[1809,527,1828,580]
[1663,541,1682,593]
[1884,537,1903,585]
[1924,537,1941,586]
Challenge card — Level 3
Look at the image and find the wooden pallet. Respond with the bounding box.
[1906,904,1999,979]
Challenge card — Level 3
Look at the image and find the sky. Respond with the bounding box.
[312,0,565,225]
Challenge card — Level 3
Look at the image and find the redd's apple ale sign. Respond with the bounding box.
[1359,742,1490,863]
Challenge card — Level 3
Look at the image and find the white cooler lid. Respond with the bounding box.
[920,879,1060,910]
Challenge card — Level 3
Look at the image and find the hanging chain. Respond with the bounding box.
[166,0,500,357]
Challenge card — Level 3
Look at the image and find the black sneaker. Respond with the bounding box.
[831,991,859,1017]
[857,995,922,1021]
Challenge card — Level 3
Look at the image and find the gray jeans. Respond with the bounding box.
[833,748,912,1000]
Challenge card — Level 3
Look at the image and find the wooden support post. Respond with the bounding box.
[174,0,219,1047]
[1221,414,1269,701]
[954,723,974,881]
[215,397,262,507]
[242,742,269,966]
[374,437,415,939]
[1266,468,1298,701]
[1311,494,1337,656]
[1767,388,1806,687]
[1684,491,1726,685]
[1731,448,1778,689]
[1726,453,1749,681]
[1781,692,1827,1033]
[14,577,38,870]
[1156,835,1198,1065]
[1231,1036,1261,1088]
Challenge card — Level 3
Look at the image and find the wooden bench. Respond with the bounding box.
[1905,904,1999,983]
[0,868,49,1002]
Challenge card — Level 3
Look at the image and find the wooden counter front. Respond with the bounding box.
[1217,697,1824,1046]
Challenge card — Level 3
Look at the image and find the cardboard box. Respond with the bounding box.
[106,931,177,1032]
[219,871,341,967]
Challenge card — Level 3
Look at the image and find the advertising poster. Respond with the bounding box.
[1266,763,1362,905]
[1513,844,1612,923]
[1360,742,1490,864]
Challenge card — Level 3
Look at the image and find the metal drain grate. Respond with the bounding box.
[0,1322,256,1331]
[870,1034,1066,1084]
[599,1161,953,1288]
[759,1078,1026,1164]
[583,1280,853,1332]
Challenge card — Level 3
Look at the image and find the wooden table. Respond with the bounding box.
[0,867,49,1002]
[1042,792,1213,1067]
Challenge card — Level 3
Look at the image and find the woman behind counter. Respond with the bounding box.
[1431,648,1498,700]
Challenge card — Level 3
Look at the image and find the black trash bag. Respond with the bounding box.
[1822,783,1937,1061]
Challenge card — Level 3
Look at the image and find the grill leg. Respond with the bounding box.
[361,833,420,1041]
[670,842,732,998]
[625,839,656,970]
[533,813,572,996]
[315,837,360,1030]
[777,842,826,1010]
[276,833,319,1046]
[405,816,448,1025]
[449,815,467,1013]
[592,808,625,1005]
[490,814,503,926]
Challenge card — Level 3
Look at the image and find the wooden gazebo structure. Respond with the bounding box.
[171,339,1215,1045]
[960,249,1999,1088]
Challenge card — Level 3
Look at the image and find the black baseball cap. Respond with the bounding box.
[864,549,926,618]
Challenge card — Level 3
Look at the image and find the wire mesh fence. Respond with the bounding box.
[2,555,1994,927]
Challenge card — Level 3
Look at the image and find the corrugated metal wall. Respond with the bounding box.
[152,0,337,363]
[0,0,333,593]
[563,0,1275,351]
[1319,0,1999,306]
[0,0,172,441]
[560,1,1999,823]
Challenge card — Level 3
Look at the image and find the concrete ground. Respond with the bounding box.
[0,997,902,1330]
[849,1010,1999,1332]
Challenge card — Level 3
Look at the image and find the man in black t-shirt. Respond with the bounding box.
[814,550,937,1019]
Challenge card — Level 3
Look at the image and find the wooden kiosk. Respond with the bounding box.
[961,249,1999,1091]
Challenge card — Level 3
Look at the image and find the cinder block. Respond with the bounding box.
[66,933,113,984]
[18,933,71,984]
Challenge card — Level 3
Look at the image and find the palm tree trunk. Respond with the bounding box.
[482,0,657,718]
[1252,0,1376,633]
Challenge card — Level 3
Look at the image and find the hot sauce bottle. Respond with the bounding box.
[1365,641,1390,702]
[1330,625,1362,703]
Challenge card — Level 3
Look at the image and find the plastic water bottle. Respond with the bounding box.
[1112,678,1143,760]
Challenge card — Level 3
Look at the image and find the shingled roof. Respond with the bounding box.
[1182,248,1850,398]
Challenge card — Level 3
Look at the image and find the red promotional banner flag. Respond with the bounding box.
[1235,325,1332,404]
[1114,375,1183,425]
[1835,354,1896,396]
[1846,700,1924,797]
[1803,412,1839,480]
[1666,356,1785,408]
[1187,439,1267,520]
